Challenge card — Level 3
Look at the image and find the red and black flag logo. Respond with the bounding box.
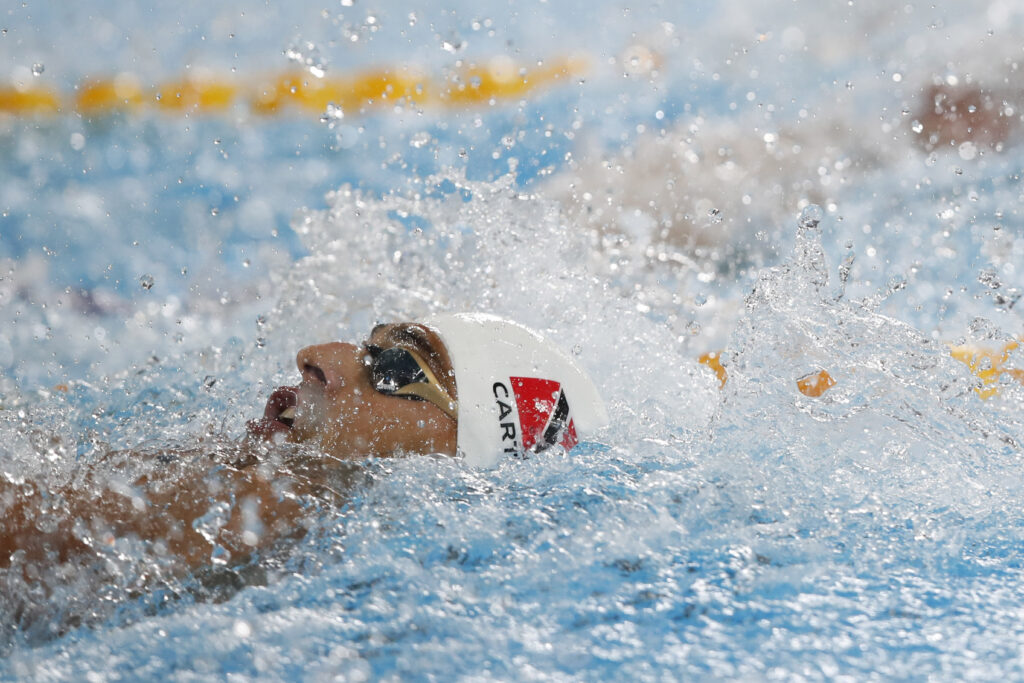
[510,377,579,452]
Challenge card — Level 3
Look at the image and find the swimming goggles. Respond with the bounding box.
[366,345,458,420]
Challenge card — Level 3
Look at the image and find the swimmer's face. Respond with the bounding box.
[247,323,458,459]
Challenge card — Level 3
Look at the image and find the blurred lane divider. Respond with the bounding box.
[699,340,1024,399]
[949,339,1024,399]
[0,55,586,118]
[795,369,836,398]
[698,351,727,389]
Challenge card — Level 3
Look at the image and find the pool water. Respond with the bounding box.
[3,0,1024,679]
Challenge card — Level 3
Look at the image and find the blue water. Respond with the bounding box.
[3,0,1024,679]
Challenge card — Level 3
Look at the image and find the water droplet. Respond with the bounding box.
[409,131,432,148]
[441,37,465,54]
[139,274,154,291]
[792,204,829,291]
[886,275,907,294]
[837,248,855,297]
[798,204,824,231]
[285,40,328,78]
[911,120,924,134]
[193,501,231,546]
[31,63,43,76]
[321,103,345,127]
[211,207,219,216]
[978,268,1002,290]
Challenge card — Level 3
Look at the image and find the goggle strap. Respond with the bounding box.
[392,347,458,420]
[393,382,459,420]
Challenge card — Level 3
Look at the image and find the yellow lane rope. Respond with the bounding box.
[45,344,1024,400]
[0,55,585,118]
[949,339,1024,400]
[700,340,1024,399]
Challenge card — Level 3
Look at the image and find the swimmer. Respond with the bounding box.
[543,73,1019,260]
[0,314,607,580]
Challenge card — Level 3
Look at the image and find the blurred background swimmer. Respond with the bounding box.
[542,60,1020,267]
[0,314,606,637]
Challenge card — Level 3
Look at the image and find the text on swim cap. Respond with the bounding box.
[492,382,521,453]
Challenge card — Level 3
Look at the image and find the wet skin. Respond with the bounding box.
[247,322,458,459]
[0,323,458,576]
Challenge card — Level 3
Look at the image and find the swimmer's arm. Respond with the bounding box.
[0,460,319,573]
[118,461,320,570]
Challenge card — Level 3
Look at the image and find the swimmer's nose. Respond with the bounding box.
[296,342,361,388]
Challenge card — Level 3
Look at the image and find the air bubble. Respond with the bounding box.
[139,275,154,290]
[31,63,43,76]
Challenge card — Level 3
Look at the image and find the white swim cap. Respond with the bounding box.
[423,313,609,467]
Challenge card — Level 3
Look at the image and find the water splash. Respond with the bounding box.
[5,0,1024,677]
[714,207,1024,527]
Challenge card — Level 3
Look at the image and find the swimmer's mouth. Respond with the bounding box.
[246,386,298,439]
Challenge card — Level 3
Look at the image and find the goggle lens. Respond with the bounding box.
[372,346,427,394]
[367,345,457,420]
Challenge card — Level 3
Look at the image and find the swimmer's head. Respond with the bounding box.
[247,314,607,466]
[422,313,608,467]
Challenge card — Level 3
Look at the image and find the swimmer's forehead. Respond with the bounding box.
[367,322,434,350]
[367,322,457,396]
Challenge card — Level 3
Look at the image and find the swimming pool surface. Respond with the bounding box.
[2,1,1024,679]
